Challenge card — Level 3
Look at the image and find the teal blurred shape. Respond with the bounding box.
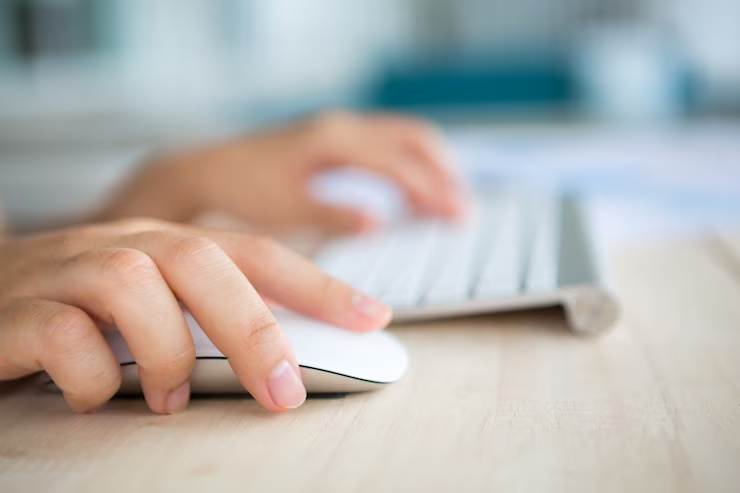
[368,54,574,110]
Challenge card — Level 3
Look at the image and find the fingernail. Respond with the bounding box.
[268,360,306,410]
[166,381,191,414]
[353,290,391,320]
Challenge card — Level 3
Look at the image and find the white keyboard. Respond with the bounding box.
[314,191,619,335]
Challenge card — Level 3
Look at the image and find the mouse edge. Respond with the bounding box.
[39,358,400,395]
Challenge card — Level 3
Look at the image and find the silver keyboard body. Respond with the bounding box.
[314,190,619,335]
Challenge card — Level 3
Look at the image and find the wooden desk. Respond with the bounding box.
[1,234,739,493]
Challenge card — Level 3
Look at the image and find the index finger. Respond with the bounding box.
[370,115,469,212]
[119,231,307,412]
[318,114,467,218]
[203,231,392,333]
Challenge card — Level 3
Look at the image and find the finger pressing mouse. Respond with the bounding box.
[0,218,392,414]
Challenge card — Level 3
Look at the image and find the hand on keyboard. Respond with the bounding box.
[316,192,561,308]
[314,190,619,335]
[101,110,469,234]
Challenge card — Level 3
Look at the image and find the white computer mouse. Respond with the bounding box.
[95,309,408,395]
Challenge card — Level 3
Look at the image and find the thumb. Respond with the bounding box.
[305,202,378,234]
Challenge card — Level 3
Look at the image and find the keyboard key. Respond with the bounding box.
[524,196,561,292]
[423,216,480,305]
[376,221,440,307]
[315,191,565,309]
[473,198,523,298]
[315,235,381,286]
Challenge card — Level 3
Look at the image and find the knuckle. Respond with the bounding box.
[97,248,159,287]
[147,344,196,377]
[320,274,347,303]
[170,235,222,262]
[30,304,121,411]
[40,305,91,351]
[242,311,283,352]
[90,364,122,395]
[320,275,353,317]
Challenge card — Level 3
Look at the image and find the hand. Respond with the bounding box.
[0,219,391,414]
[101,111,467,233]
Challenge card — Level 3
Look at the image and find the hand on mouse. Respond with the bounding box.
[0,219,391,414]
[100,110,468,233]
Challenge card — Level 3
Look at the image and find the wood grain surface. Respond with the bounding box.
[1,235,740,493]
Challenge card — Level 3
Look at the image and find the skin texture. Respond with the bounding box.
[0,110,466,414]
[0,219,392,414]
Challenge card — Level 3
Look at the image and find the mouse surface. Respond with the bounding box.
[81,309,408,395]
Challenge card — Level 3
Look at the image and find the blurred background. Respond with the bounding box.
[1,0,739,232]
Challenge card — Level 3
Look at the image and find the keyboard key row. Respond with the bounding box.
[315,194,563,308]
